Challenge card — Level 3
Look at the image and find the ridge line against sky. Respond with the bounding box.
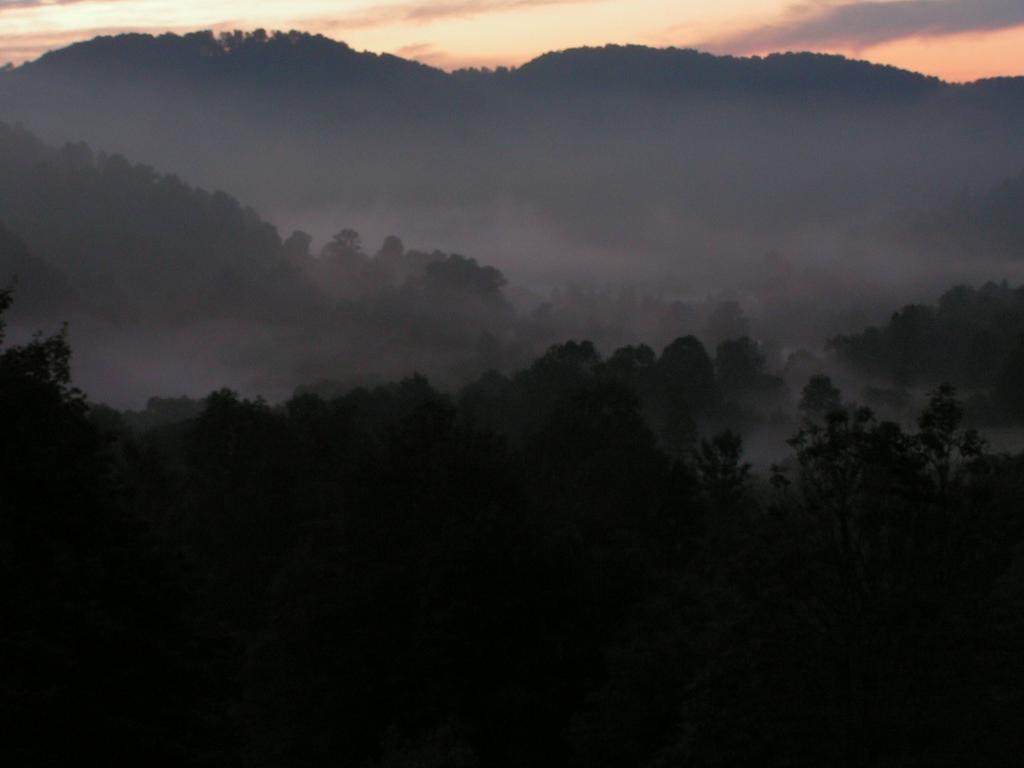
[1,0,1023,82]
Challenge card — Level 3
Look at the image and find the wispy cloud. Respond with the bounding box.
[315,0,595,30]
[0,0,593,28]
[391,41,514,70]
[0,21,218,66]
[0,0,596,64]
[0,0,107,8]
[704,0,1024,53]
[404,0,590,23]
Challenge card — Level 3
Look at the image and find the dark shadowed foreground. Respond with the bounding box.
[4,288,1024,768]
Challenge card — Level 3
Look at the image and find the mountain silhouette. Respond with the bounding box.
[3,32,969,101]
[0,121,309,322]
[2,31,1023,279]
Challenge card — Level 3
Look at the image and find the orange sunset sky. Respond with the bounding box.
[1,0,1022,82]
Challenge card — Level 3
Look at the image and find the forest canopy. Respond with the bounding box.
[5,288,1024,766]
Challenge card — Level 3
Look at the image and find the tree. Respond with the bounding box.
[422,254,507,300]
[995,335,1024,420]
[695,430,751,509]
[283,229,313,261]
[331,228,362,253]
[715,336,766,394]
[915,384,984,500]
[799,374,842,418]
[376,234,405,262]
[652,336,717,453]
[0,291,231,765]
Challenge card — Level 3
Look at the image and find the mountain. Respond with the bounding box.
[18,30,445,92]
[0,121,550,403]
[0,32,959,104]
[2,31,1023,283]
[0,121,312,322]
[508,45,944,100]
[0,222,77,320]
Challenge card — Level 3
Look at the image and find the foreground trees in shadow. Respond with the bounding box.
[4,292,1024,766]
[0,290,234,765]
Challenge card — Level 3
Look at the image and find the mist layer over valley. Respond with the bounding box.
[2,31,1024,413]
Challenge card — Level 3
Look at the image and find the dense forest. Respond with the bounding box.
[4,286,1024,766]
[830,282,1024,421]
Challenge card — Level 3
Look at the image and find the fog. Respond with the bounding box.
[5,37,1023,281]
[1,32,1024,419]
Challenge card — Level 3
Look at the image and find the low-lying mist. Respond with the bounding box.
[1,33,1023,433]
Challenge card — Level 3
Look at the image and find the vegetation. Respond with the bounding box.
[831,282,1024,420]
[4,30,1022,275]
[3,32,1024,766]
[5,289,1024,766]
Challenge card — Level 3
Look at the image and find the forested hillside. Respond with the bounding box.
[0,121,305,320]
[5,288,1024,766]
[4,31,1023,281]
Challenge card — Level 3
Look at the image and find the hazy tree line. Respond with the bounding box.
[0,121,767,396]
[0,122,770,403]
[5,287,1024,767]
[831,281,1024,422]
[5,117,1024,408]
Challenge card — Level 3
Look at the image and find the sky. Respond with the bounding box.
[1,0,1023,82]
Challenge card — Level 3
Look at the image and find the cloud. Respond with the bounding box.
[704,0,1024,53]
[391,41,515,70]
[318,0,595,30]
[0,0,594,28]
[0,0,596,65]
[403,0,589,23]
[0,0,102,7]
[0,27,120,64]
[0,21,217,66]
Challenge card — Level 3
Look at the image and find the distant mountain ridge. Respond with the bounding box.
[11,30,1018,117]
[2,30,1023,279]
[510,45,945,97]
[15,30,1023,86]
[20,30,445,91]
[10,31,1019,136]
